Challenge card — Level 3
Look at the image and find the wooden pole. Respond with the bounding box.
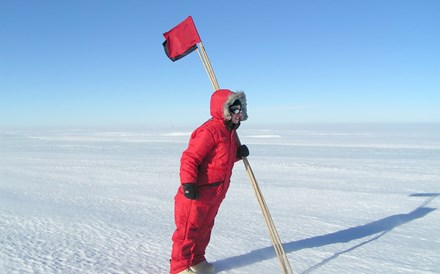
[237,136,294,274]
[196,42,294,274]
[197,42,219,90]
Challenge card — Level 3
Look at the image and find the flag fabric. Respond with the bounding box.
[162,16,201,61]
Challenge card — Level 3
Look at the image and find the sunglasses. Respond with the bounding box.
[229,107,242,114]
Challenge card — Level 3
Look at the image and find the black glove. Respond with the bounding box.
[237,145,249,158]
[182,183,198,200]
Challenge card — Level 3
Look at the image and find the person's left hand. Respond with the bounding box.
[182,183,198,200]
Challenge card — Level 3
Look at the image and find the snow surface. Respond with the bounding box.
[1,124,439,274]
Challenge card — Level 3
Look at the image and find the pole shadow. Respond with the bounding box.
[214,193,438,272]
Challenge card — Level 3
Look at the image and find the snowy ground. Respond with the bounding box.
[1,123,439,274]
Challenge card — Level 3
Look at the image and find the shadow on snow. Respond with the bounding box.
[214,193,439,273]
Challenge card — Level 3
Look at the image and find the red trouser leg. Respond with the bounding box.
[170,189,223,274]
[170,193,193,274]
[192,203,221,263]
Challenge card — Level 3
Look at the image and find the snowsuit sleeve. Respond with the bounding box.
[234,133,243,163]
[180,128,215,184]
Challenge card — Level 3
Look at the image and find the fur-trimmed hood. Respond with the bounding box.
[210,89,248,121]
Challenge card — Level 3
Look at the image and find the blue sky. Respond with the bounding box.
[1,0,439,128]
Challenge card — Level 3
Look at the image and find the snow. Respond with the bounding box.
[1,124,439,274]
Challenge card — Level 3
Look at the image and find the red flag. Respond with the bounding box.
[162,16,201,61]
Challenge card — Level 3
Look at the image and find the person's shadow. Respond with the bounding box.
[214,193,438,273]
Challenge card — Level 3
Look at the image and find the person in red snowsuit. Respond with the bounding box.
[170,89,249,274]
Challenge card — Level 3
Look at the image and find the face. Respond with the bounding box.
[229,106,242,124]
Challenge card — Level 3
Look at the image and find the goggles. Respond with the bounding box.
[229,107,242,114]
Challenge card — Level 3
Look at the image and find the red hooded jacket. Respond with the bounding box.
[179,89,247,189]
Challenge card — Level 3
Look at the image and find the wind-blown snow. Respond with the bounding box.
[1,124,439,273]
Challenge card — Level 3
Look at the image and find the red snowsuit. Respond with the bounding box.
[170,89,247,274]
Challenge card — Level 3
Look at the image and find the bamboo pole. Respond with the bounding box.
[238,137,294,274]
[196,46,217,91]
[199,42,219,90]
[196,42,294,274]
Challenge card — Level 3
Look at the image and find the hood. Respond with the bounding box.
[210,89,248,121]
